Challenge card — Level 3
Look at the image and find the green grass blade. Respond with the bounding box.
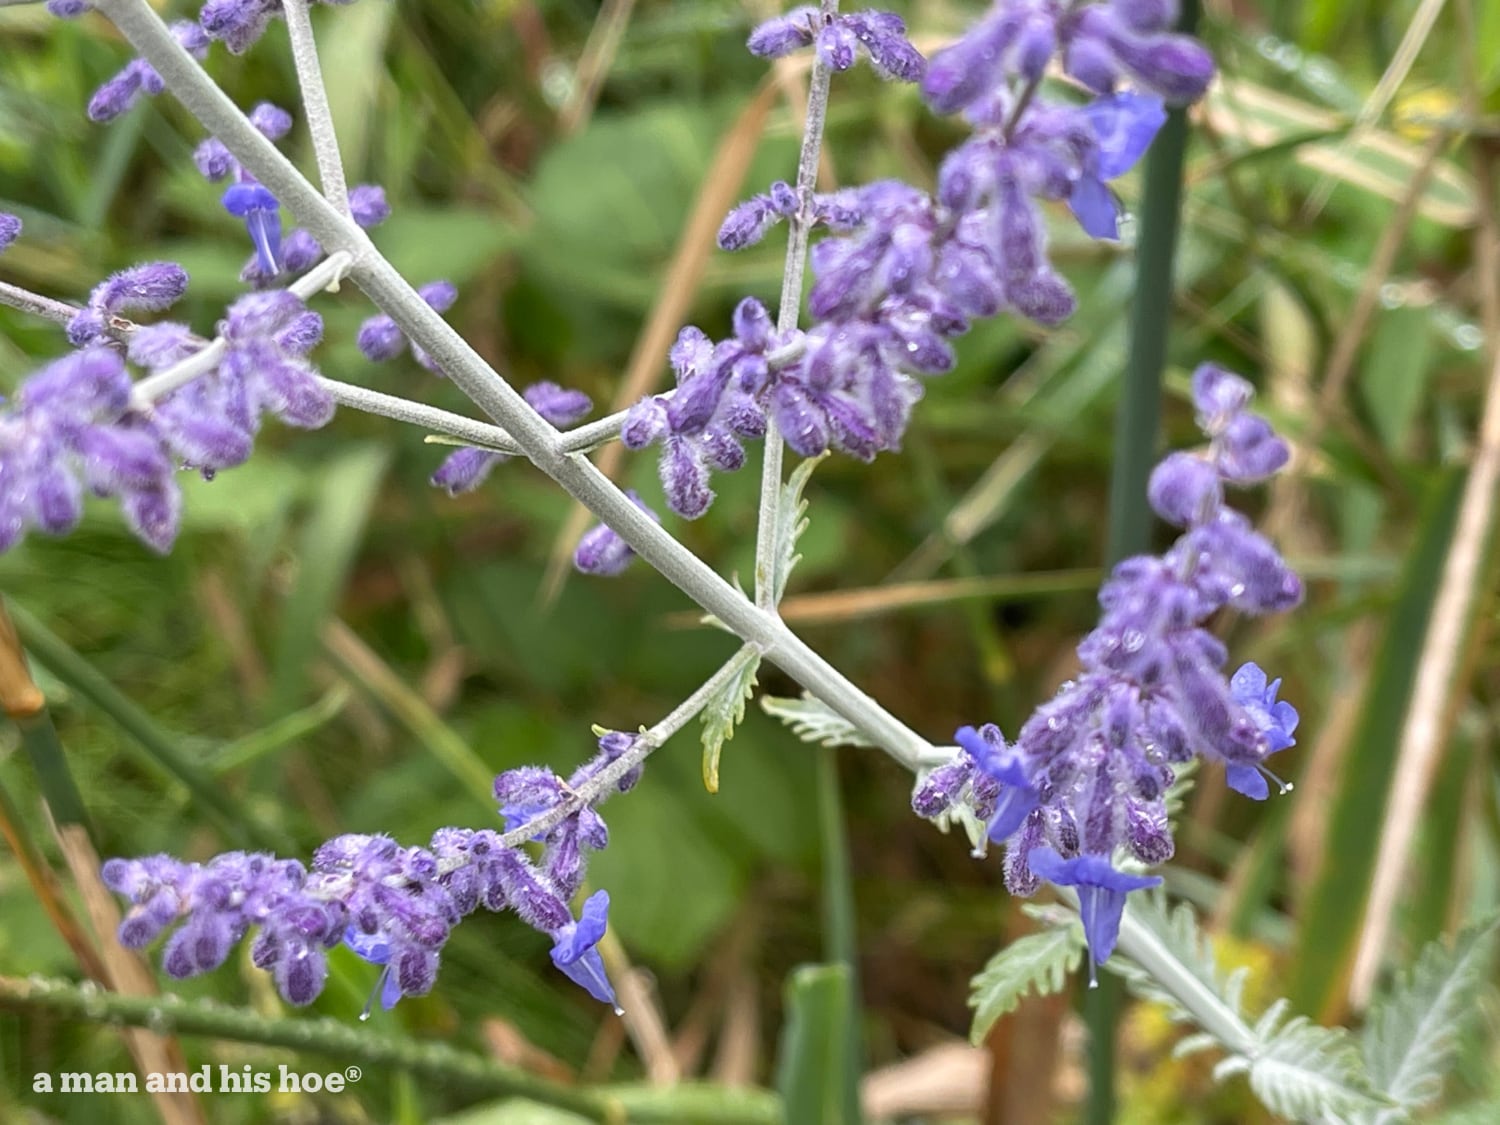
[775,962,857,1125]
[6,600,287,851]
[1288,468,1466,1017]
[269,443,390,717]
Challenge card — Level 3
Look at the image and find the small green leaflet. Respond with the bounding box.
[967,909,1085,1045]
[765,453,826,606]
[759,693,876,749]
[1354,912,1500,1123]
[700,653,760,793]
[423,434,508,453]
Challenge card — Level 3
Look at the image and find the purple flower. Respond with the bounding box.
[574,490,659,576]
[1025,848,1161,972]
[88,22,209,123]
[200,0,283,54]
[222,183,283,278]
[1069,4,1215,104]
[1147,451,1220,527]
[1069,93,1167,239]
[0,213,19,253]
[748,8,923,82]
[718,182,800,250]
[349,185,391,229]
[66,262,191,347]
[430,447,503,496]
[47,1,92,16]
[525,381,592,428]
[955,725,1041,843]
[549,890,619,1010]
[357,281,459,365]
[1225,663,1298,800]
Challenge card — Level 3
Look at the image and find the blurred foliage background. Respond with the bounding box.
[2,0,1499,1121]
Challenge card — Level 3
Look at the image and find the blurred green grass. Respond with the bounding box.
[2,0,1499,1122]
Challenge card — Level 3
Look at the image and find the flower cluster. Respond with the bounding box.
[915,365,1301,972]
[106,730,643,1013]
[613,2,1213,524]
[0,95,400,557]
[0,265,335,553]
[136,289,336,460]
[85,19,211,123]
[0,348,179,552]
[748,7,925,81]
[54,1,370,83]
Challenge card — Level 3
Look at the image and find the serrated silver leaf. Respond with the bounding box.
[1354,914,1500,1123]
[968,924,1086,1046]
[1248,1015,1388,1121]
[760,693,875,749]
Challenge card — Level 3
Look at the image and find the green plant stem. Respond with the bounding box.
[0,976,781,1124]
[1092,3,1201,1121]
[817,748,863,1122]
[13,709,92,837]
[6,601,289,852]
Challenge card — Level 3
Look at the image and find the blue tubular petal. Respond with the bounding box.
[553,947,619,1009]
[1069,176,1120,239]
[244,209,283,276]
[1025,848,1162,968]
[549,890,619,1008]
[1226,763,1269,800]
[955,725,1041,840]
[1086,92,1168,178]
[380,966,404,1010]
[222,182,283,275]
[987,787,1041,842]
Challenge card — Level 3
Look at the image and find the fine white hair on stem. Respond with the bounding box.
[281,0,351,219]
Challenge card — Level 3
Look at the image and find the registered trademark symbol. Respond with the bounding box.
[345,1066,362,1083]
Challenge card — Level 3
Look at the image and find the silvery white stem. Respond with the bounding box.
[94,0,937,774]
[282,0,351,219]
[494,645,760,849]
[0,280,83,327]
[1102,894,1259,1056]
